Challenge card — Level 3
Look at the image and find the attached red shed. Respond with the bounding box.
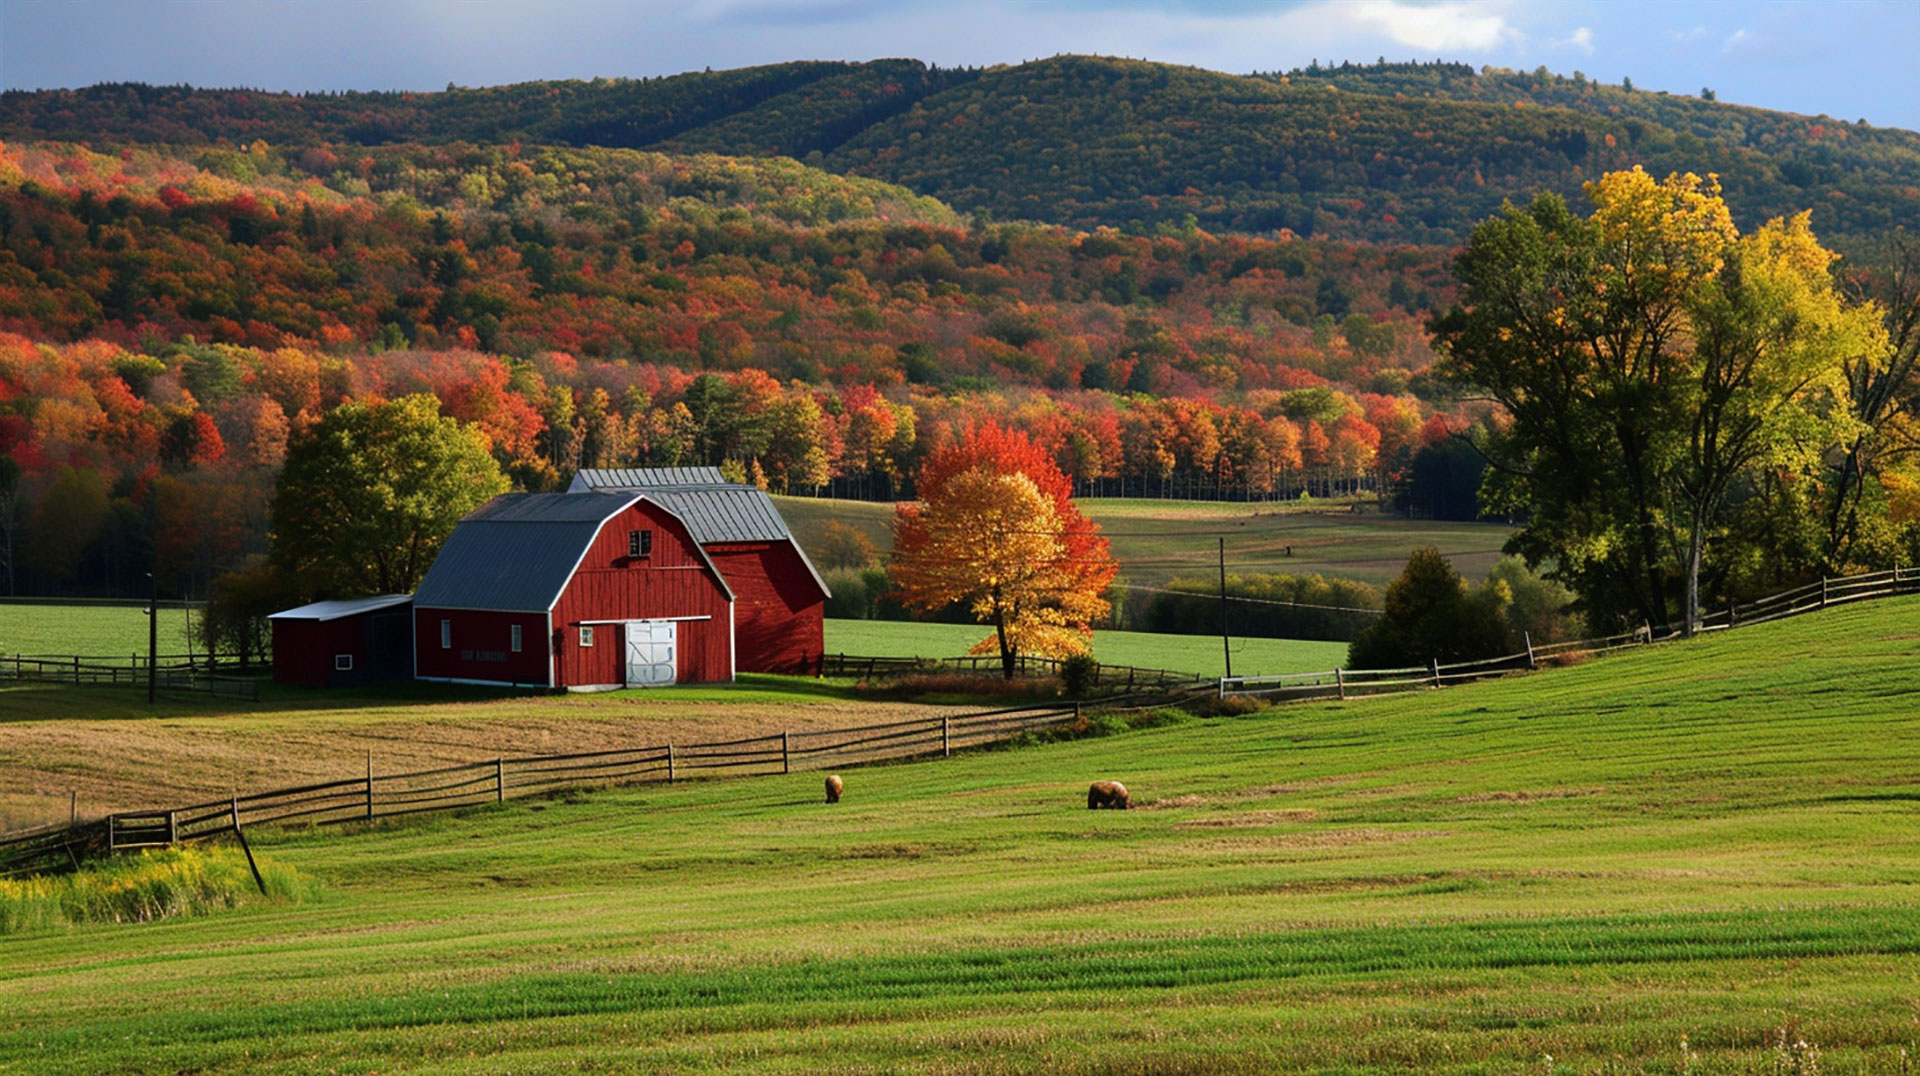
[268,595,414,688]
[411,492,735,690]
[568,468,830,675]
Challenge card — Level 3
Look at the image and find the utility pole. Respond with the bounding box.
[145,571,157,705]
[1218,537,1232,680]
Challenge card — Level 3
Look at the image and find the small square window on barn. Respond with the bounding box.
[440,619,451,649]
[628,529,653,557]
[334,654,353,671]
[580,625,595,648]
[510,624,522,653]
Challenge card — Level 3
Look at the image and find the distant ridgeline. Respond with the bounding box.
[2,56,1915,253]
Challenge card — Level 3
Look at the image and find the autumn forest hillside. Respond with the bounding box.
[5,56,1917,251]
[0,55,1911,609]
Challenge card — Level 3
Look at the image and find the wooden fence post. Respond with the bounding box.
[166,810,177,845]
[365,750,374,820]
[1524,631,1536,669]
[1335,668,1346,701]
[72,655,79,685]
[1429,658,1440,686]
[230,797,267,896]
[667,743,676,783]
[1821,577,1829,606]
[781,731,790,775]
[495,758,505,804]
[942,716,950,758]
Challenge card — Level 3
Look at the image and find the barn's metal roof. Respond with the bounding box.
[413,493,733,612]
[566,471,831,599]
[268,594,412,622]
[567,467,726,493]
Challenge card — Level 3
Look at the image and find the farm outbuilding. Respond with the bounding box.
[267,594,414,688]
[567,468,831,675]
[412,491,736,690]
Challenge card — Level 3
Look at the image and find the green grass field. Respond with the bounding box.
[777,495,1515,588]
[826,618,1347,677]
[0,601,199,657]
[4,597,1918,1073]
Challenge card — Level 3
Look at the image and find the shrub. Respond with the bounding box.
[1059,654,1099,698]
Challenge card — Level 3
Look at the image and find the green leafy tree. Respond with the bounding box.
[270,394,508,598]
[1347,547,1513,669]
[1432,168,1874,633]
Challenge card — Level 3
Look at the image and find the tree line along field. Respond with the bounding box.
[5,597,1917,1074]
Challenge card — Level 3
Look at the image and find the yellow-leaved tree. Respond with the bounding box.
[891,424,1116,678]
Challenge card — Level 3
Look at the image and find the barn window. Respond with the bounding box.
[334,654,353,671]
[628,529,653,557]
[510,624,522,653]
[440,619,451,649]
[580,625,595,647]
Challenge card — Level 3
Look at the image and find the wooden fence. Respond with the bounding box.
[0,652,259,700]
[820,652,1206,692]
[1220,567,1920,702]
[0,702,1088,879]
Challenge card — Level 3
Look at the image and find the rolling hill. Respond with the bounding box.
[4,56,1914,253]
[4,594,1917,1073]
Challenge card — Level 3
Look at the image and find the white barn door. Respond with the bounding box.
[624,620,678,686]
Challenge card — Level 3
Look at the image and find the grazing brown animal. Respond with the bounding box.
[1087,780,1129,810]
[824,774,844,804]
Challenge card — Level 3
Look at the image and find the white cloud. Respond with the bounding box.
[1553,26,1594,54]
[1341,1,1518,52]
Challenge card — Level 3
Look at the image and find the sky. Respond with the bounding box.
[2,0,1916,132]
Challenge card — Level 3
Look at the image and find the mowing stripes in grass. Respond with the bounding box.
[8,904,1913,1059]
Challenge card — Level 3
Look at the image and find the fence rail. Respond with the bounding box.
[0,652,260,700]
[0,702,1085,879]
[1220,566,1920,703]
[820,652,1203,692]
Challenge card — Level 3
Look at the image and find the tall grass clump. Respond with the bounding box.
[0,846,313,933]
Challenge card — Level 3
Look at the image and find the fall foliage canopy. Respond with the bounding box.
[890,424,1117,676]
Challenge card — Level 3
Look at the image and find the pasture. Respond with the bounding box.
[4,596,1918,1074]
[0,600,199,657]
[777,494,1515,587]
[825,618,1348,677]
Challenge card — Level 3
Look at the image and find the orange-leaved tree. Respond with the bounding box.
[890,424,1117,679]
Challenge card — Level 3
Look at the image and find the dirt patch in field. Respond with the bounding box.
[1169,808,1324,828]
[0,687,976,831]
[1454,787,1608,804]
[1185,828,1447,851]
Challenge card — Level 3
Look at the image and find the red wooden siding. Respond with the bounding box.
[705,542,825,674]
[272,619,340,687]
[412,609,552,685]
[551,500,733,688]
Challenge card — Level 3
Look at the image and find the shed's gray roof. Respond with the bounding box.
[268,594,412,622]
[566,471,830,598]
[414,492,731,612]
[568,467,726,493]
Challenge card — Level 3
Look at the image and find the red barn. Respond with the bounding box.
[567,468,830,675]
[268,595,414,688]
[411,492,735,690]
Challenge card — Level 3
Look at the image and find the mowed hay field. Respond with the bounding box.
[6,599,1920,1074]
[0,676,980,833]
[825,619,1348,678]
[778,495,1515,587]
